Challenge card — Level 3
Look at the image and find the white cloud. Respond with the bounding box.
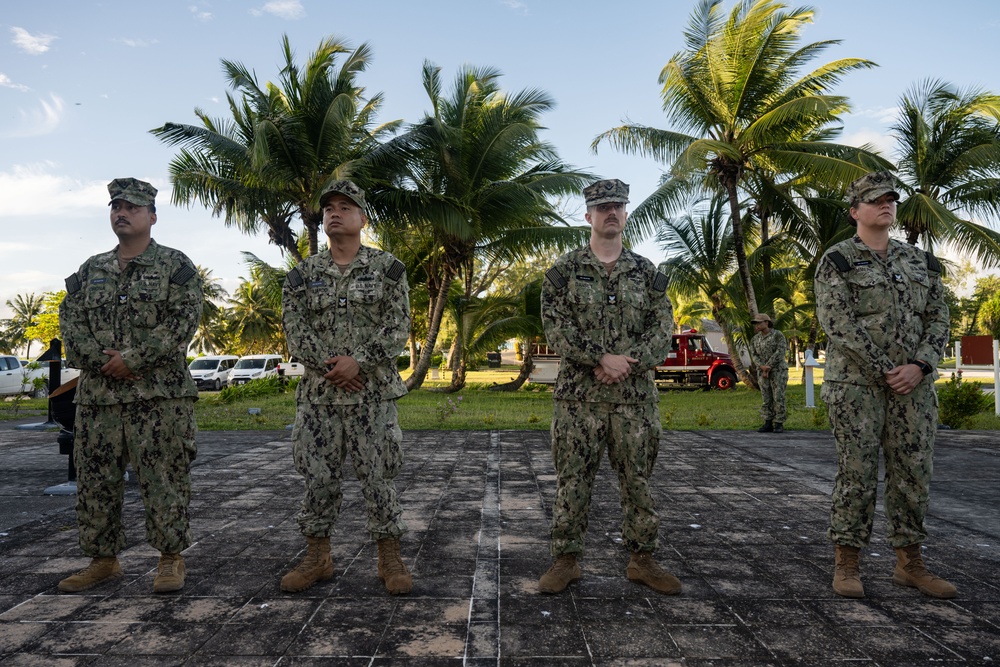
[250,0,305,19]
[114,37,158,48]
[0,165,105,217]
[10,26,57,55]
[190,5,213,21]
[850,106,901,125]
[0,72,30,92]
[502,0,529,13]
[841,127,896,159]
[2,93,65,139]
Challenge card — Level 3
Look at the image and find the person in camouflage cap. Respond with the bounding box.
[748,313,788,433]
[279,179,414,595]
[537,178,681,596]
[57,177,202,594]
[815,170,956,600]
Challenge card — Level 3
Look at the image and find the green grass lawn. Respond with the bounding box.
[5,366,998,431]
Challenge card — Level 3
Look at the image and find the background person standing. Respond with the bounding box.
[748,313,788,433]
[58,178,202,594]
[815,171,955,600]
[538,178,679,595]
[280,180,413,595]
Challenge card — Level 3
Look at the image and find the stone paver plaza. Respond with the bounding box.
[1,420,998,665]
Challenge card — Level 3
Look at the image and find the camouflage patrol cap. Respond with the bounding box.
[107,177,157,206]
[751,312,773,325]
[583,179,630,207]
[320,179,366,210]
[847,171,900,206]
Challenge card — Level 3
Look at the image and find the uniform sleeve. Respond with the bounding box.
[914,268,950,368]
[541,265,605,367]
[627,272,674,370]
[351,267,410,372]
[59,263,107,373]
[814,254,895,383]
[118,259,203,374]
[765,330,787,368]
[281,268,332,372]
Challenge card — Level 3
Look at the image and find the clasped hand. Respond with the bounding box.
[324,355,365,392]
[593,353,638,385]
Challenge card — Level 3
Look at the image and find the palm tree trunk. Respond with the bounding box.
[724,182,759,315]
[713,296,757,390]
[405,272,453,391]
[408,335,418,371]
[446,357,467,392]
[490,336,535,391]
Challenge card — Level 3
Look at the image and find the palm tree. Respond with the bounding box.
[891,79,1000,265]
[228,269,283,355]
[368,62,590,391]
[152,35,399,259]
[656,196,753,384]
[192,266,230,354]
[594,0,888,316]
[5,293,44,357]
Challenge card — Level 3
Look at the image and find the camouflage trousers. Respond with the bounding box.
[291,400,406,540]
[73,398,197,557]
[758,367,788,422]
[823,380,936,548]
[549,400,662,557]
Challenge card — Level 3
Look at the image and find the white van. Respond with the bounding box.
[188,355,240,391]
[228,354,283,386]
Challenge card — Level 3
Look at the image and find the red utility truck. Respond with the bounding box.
[654,330,738,390]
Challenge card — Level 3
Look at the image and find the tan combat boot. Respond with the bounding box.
[377,537,413,595]
[58,556,123,593]
[539,553,581,594]
[153,553,185,593]
[626,552,682,595]
[833,544,864,598]
[280,535,334,592]
[893,544,957,599]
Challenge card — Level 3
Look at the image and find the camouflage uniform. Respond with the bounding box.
[282,246,410,540]
[542,244,673,557]
[749,328,788,422]
[60,238,202,558]
[815,235,948,548]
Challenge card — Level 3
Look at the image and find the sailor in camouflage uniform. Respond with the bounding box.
[748,313,788,433]
[279,179,413,595]
[537,178,680,595]
[815,171,956,599]
[57,178,202,594]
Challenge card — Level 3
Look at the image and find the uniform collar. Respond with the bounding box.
[97,239,159,272]
[319,244,372,274]
[582,245,637,271]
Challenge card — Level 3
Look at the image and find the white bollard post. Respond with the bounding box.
[803,348,820,408]
[956,339,962,374]
[993,339,999,416]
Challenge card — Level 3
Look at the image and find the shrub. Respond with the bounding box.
[937,374,993,429]
[215,376,289,404]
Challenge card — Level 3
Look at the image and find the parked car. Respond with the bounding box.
[228,354,283,386]
[188,355,240,391]
[276,359,304,381]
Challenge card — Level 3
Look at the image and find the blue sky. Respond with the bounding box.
[2,0,999,320]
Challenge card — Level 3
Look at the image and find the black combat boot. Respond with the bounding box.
[757,420,773,433]
[773,422,784,433]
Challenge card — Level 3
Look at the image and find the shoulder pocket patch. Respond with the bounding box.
[827,251,851,273]
[545,268,567,290]
[65,273,82,295]
[652,272,669,292]
[286,267,304,288]
[386,259,405,282]
[925,250,941,273]
[170,264,197,285]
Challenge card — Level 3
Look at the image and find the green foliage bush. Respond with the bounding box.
[215,376,290,404]
[937,375,993,429]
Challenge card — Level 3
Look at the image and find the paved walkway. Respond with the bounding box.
[0,418,998,666]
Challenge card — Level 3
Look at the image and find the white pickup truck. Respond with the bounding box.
[276,360,305,381]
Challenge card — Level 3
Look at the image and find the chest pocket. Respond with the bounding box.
[846,269,888,317]
[902,266,931,315]
[616,287,649,335]
[347,276,384,304]
[307,285,339,313]
[131,279,169,328]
